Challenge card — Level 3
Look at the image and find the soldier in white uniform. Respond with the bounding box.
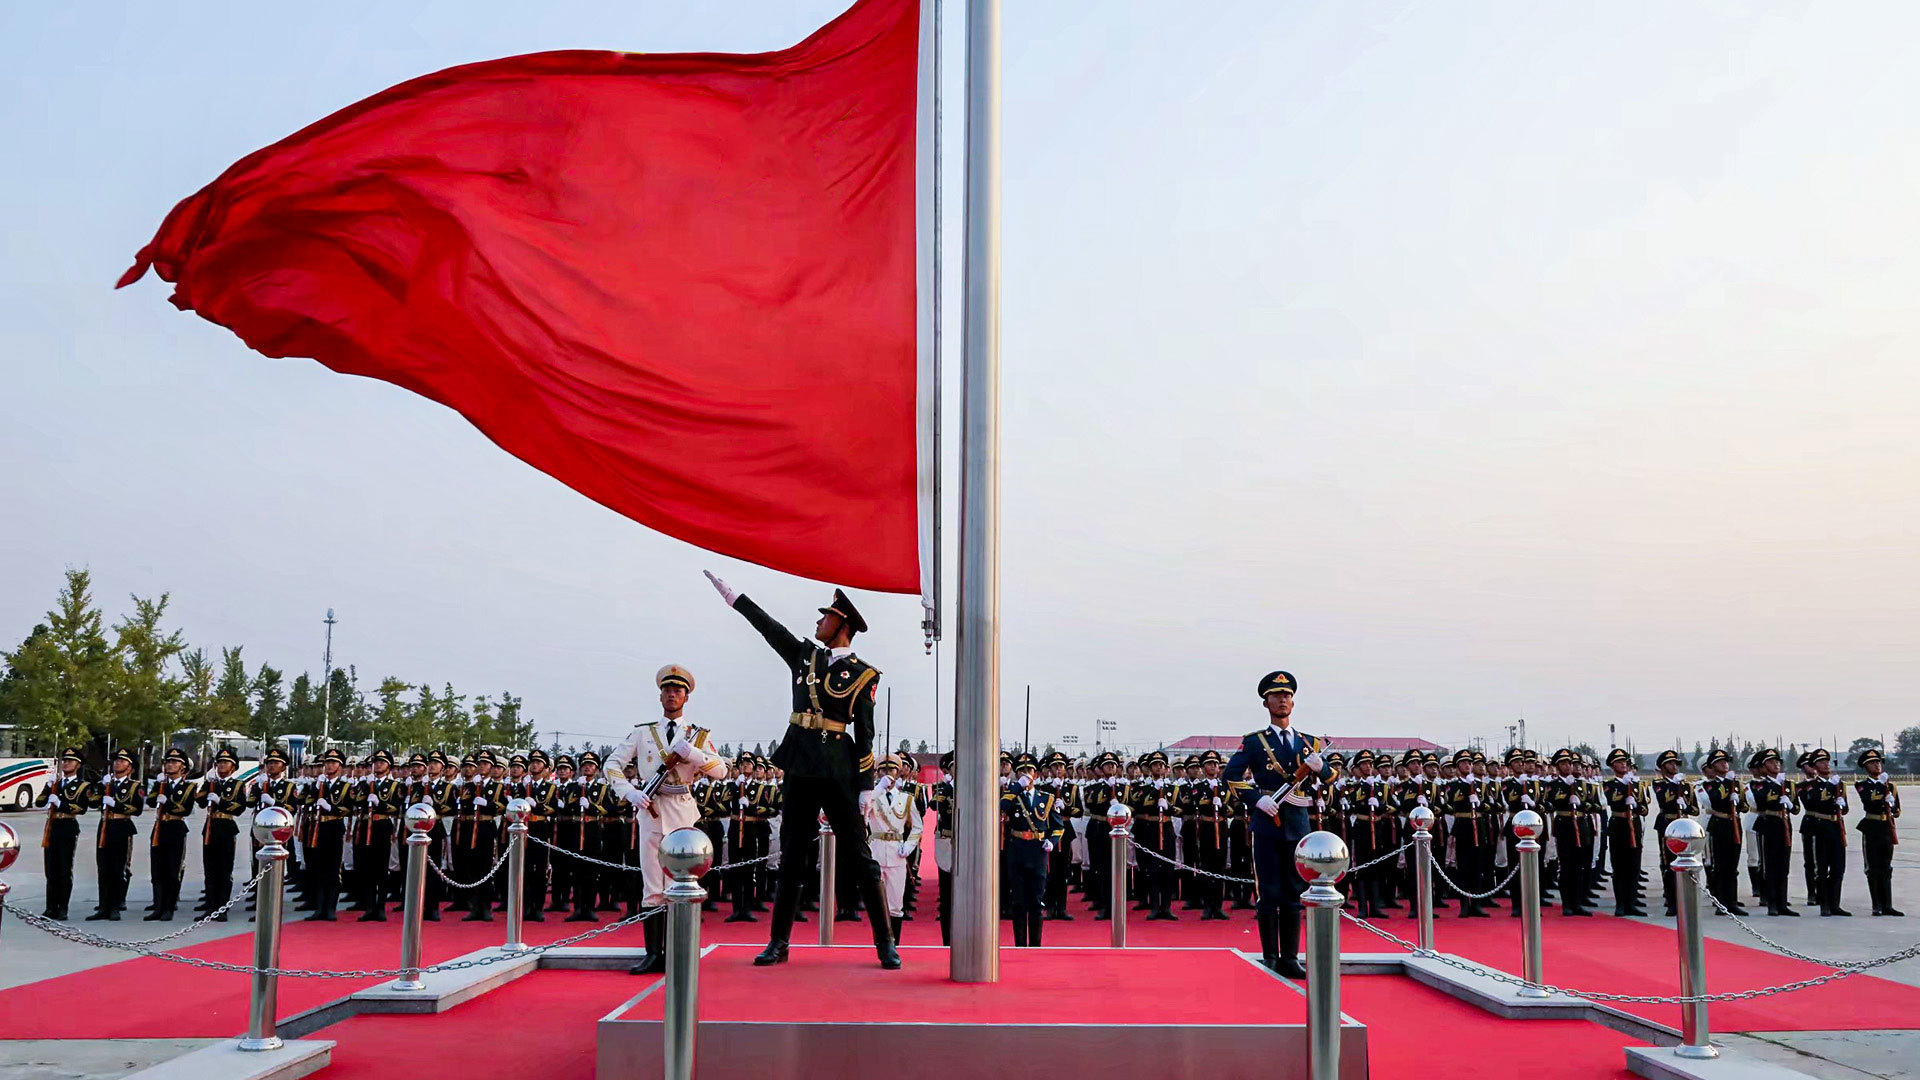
[607,664,727,974]
[864,755,923,945]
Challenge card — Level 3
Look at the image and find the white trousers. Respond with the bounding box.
[636,792,701,907]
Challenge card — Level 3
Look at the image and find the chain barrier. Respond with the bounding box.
[1426,853,1521,900]
[427,846,512,890]
[1131,838,1414,884]
[527,833,772,876]
[5,895,667,979]
[1703,888,1920,970]
[1336,905,1906,1004]
[2,866,271,952]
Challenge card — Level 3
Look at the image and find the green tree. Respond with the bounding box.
[917,739,929,754]
[1894,727,1920,773]
[467,693,495,747]
[1,571,116,749]
[325,665,367,745]
[108,593,187,746]
[177,648,217,735]
[391,678,436,751]
[494,691,533,749]
[211,647,251,734]
[286,673,326,736]
[1847,736,1882,758]
[436,683,469,748]
[250,664,285,743]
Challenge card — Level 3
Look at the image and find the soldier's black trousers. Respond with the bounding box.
[356,818,395,912]
[309,820,346,918]
[1045,840,1074,915]
[1552,820,1591,913]
[1007,841,1047,947]
[1654,816,1679,911]
[95,819,136,914]
[203,818,239,913]
[1083,820,1111,911]
[525,822,551,915]
[1861,823,1895,913]
[1606,821,1643,913]
[149,819,189,915]
[1809,820,1846,912]
[1801,822,1819,907]
[43,817,79,916]
[1755,818,1791,913]
[573,821,603,915]
[1706,818,1743,909]
[767,776,891,951]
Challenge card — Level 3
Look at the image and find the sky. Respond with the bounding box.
[4,1,1918,759]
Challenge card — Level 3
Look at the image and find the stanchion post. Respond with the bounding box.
[1511,809,1548,997]
[1409,806,1436,952]
[239,806,294,1052]
[660,827,713,1080]
[817,820,837,947]
[395,802,437,991]
[1297,831,1350,1080]
[504,798,531,953]
[1666,819,1717,1059]
[1107,801,1131,949]
[0,822,18,956]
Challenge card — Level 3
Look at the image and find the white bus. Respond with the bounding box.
[0,724,55,811]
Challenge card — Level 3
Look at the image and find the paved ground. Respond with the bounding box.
[0,1041,219,1080]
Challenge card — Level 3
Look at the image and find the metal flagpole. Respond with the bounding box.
[951,0,1001,985]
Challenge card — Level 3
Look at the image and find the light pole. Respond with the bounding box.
[320,608,336,748]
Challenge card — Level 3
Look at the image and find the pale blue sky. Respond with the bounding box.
[4,1,1917,756]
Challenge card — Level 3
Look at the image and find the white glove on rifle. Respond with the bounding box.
[738,797,749,808]
[579,796,590,810]
[1469,793,1481,807]
[1520,795,1534,808]
[1305,752,1325,772]
[1626,797,1637,810]
[1157,798,1168,810]
[366,793,377,805]
[316,799,331,812]
[48,795,63,810]
[704,570,738,607]
[634,792,653,812]
[1415,795,1428,807]
[1213,797,1223,808]
[474,797,488,808]
[262,795,275,807]
[102,795,116,809]
[1368,797,1380,809]
[1256,795,1279,817]
[669,736,697,761]
[1042,840,1055,853]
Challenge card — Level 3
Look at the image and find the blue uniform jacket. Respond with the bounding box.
[1224,726,1334,841]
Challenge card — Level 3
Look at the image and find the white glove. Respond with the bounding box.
[1368,797,1380,809]
[1626,797,1638,810]
[738,797,749,808]
[1570,796,1582,809]
[49,794,64,810]
[316,799,332,812]
[899,840,917,857]
[1305,752,1325,772]
[1043,840,1055,853]
[1213,797,1223,808]
[1469,794,1481,807]
[635,792,653,812]
[262,795,275,807]
[1256,795,1279,817]
[1521,795,1534,808]
[859,790,876,813]
[1157,798,1168,810]
[669,736,697,760]
[579,796,591,809]
[103,795,117,809]
[366,793,377,805]
[704,570,739,606]
[474,797,488,808]
[1415,795,1428,807]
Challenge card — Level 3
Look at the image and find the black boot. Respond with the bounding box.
[1275,908,1306,979]
[892,915,904,946]
[1012,911,1029,947]
[628,911,668,975]
[1027,910,1044,949]
[862,879,902,969]
[1257,910,1281,971]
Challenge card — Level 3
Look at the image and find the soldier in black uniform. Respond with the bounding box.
[1854,748,1903,916]
[144,748,199,921]
[1128,750,1181,921]
[250,749,297,920]
[518,750,555,921]
[1002,753,1065,947]
[1794,751,1820,911]
[88,749,144,920]
[1748,748,1798,916]
[353,749,403,921]
[1180,749,1233,921]
[1041,751,1081,920]
[1545,748,1595,916]
[1442,748,1493,916]
[1801,748,1850,916]
[35,748,91,920]
[1602,748,1648,917]
[1699,749,1749,915]
[924,751,957,943]
[1345,750,1395,919]
[706,572,899,970]
[1649,749,1698,917]
[1080,752,1121,919]
[695,765,728,912]
[304,748,351,921]
[197,747,249,919]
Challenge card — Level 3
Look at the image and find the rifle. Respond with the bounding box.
[1261,734,1324,824]
[639,724,710,819]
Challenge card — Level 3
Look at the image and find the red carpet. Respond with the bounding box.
[315,969,620,1080]
[624,944,1305,1024]
[1344,974,1640,1080]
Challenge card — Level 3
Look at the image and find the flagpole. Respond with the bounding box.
[950,0,1001,985]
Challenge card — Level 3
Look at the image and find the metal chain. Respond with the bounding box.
[1130,838,1413,885]
[1,865,270,951]
[1335,902,1913,1003]
[1426,853,1521,900]
[427,846,513,890]
[5,897,669,979]
[1703,888,1920,969]
[527,833,772,876]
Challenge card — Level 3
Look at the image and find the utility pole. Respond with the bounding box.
[1024,684,1031,752]
[886,688,893,760]
[1519,718,1527,752]
[1607,722,1616,754]
[321,608,337,748]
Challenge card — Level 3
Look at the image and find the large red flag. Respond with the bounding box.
[120,0,928,596]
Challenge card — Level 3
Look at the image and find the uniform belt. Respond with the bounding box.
[1454,811,1483,819]
[1135,815,1168,822]
[1610,812,1640,819]
[319,814,345,822]
[1354,813,1393,822]
[157,812,188,821]
[874,832,904,842]
[1010,830,1044,841]
[1709,811,1735,819]
[1760,810,1790,818]
[102,813,132,820]
[367,813,390,821]
[788,711,849,733]
[1552,811,1585,818]
[1805,811,1840,822]
[208,812,236,820]
[48,812,78,819]
[658,783,690,795]
[1865,812,1894,821]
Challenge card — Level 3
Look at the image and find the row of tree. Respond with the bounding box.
[0,569,535,756]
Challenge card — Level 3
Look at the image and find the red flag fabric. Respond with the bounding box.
[120,0,924,594]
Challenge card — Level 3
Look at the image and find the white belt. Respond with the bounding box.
[658,783,690,795]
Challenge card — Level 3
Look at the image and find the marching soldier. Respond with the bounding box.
[1002,752,1065,947]
[1602,748,1648,917]
[704,572,901,970]
[865,754,923,945]
[1649,749,1698,917]
[1224,670,1334,978]
[1699,749,1749,915]
[89,748,144,921]
[606,664,728,970]
[35,747,92,921]
[304,748,351,921]
[198,747,249,920]
[1546,748,1595,916]
[1801,748,1849,917]
[1854,748,1903,916]
[145,748,199,921]
[1748,748,1798,916]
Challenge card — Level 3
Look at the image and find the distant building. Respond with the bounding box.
[1164,735,1450,757]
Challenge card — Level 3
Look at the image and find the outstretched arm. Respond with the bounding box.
[709,570,812,669]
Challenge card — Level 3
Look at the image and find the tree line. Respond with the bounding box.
[0,568,534,757]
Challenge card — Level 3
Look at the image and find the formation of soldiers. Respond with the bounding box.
[27,735,1904,928]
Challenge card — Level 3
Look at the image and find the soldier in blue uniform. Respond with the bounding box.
[1748,748,1799,917]
[36,748,92,921]
[706,571,901,970]
[145,747,199,921]
[1854,748,1903,916]
[1224,670,1334,978]
[1801,748,1850,917]
[89,749,144,921]
[1698,748,1749,916]
[1002,752,1065,947]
